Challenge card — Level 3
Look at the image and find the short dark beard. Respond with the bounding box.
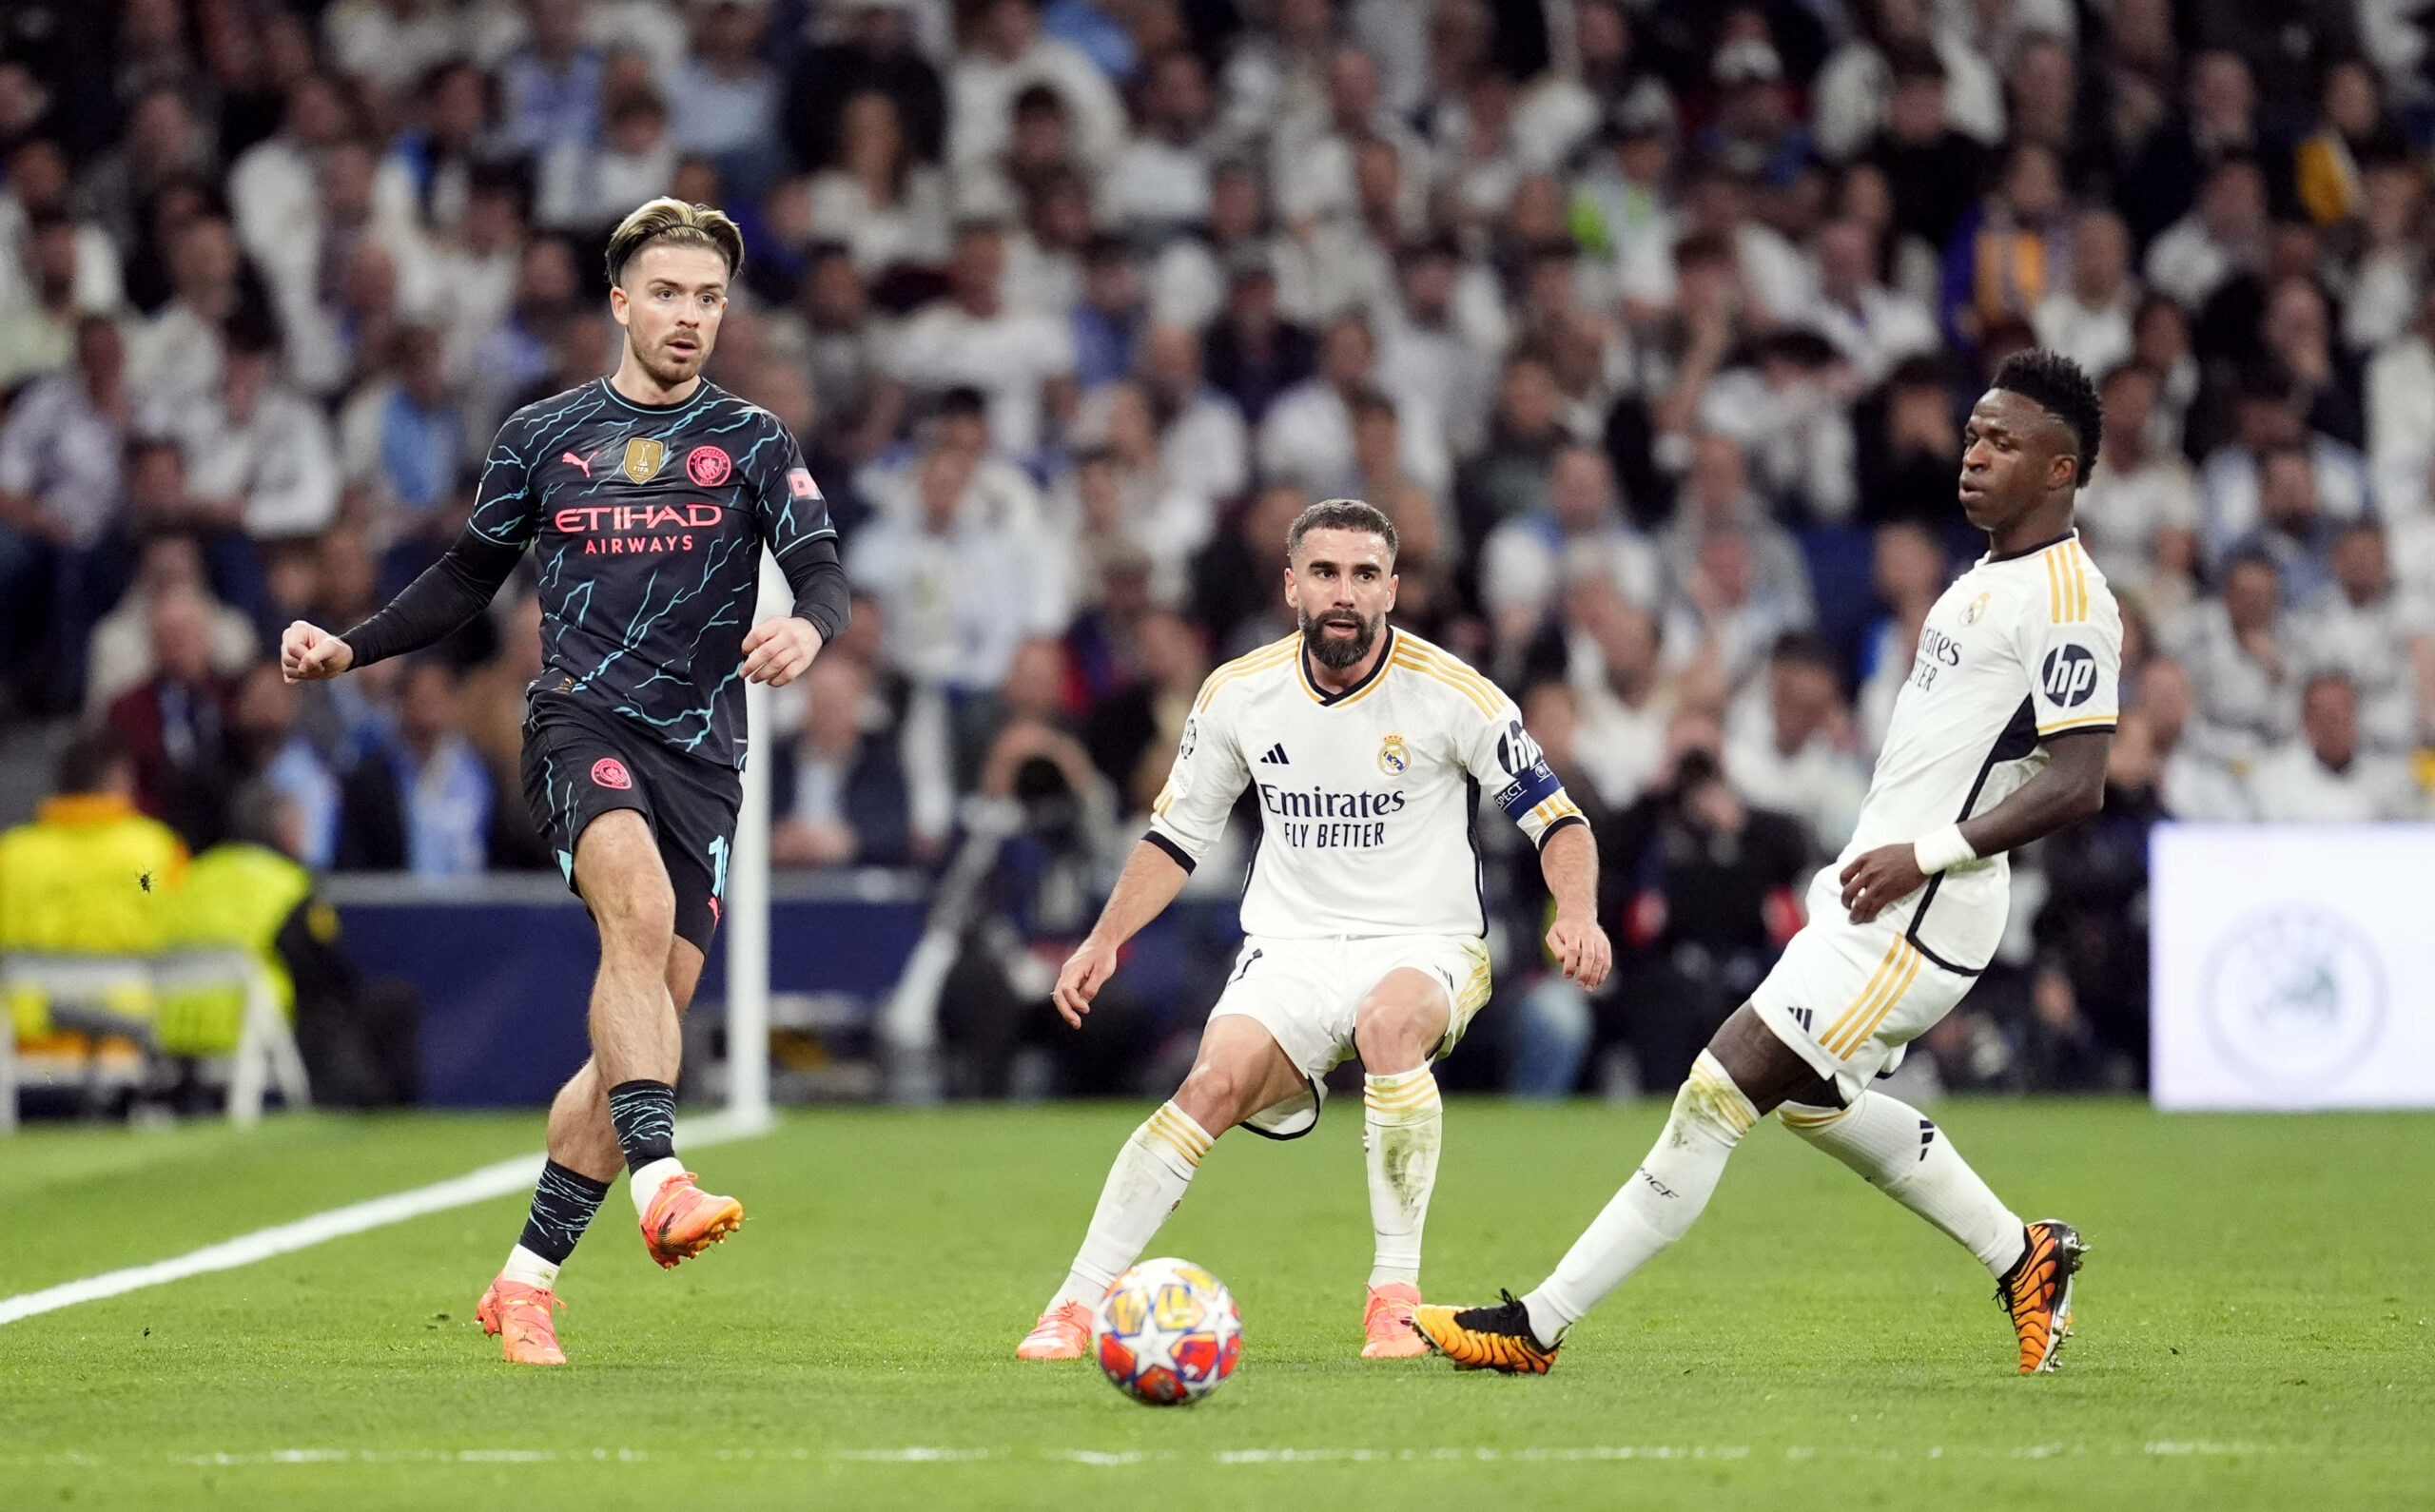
[1300,606,1382,670]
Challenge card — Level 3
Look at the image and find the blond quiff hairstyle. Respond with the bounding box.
[605,198,746,285]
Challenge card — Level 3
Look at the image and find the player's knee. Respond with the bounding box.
[1353,994,1445,1071]
[1176,1058,1256,1129]
[595,868,676,949]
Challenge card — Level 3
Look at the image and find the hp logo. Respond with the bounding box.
[2040,644,2098,707]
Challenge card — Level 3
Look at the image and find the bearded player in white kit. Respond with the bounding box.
[1416,350,2118,1376]
[1014,498,1613,1362]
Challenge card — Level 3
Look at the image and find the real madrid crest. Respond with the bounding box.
[1960,591,1992,626]
[621,436,668,484]
[1377,732,1410,776]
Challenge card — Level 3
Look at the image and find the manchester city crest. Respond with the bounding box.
[622,436,668,484]
[1377,732,1410,776]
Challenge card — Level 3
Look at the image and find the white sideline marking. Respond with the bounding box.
[0,1111,770,1328]
[8,1441,2280,1471]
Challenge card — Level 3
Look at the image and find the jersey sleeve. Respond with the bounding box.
[747,415,838,563]
[1462,689,1588,849]
[2024,553,2122,739]
[464,416,541,549]
[1142,681,1251,871]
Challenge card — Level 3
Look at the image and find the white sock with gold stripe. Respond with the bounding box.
[1364,1067,1443,1287]
[1522,1052,1757,1348]
[1780,1094,2026,1275]
[1048,1101,1215,1310]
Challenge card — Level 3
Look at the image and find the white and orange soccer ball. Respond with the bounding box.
[1091,1257,1242,1405]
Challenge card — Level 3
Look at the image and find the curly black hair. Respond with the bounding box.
[1990,348,2104,486]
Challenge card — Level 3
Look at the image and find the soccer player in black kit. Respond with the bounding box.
[281,199,847,1366]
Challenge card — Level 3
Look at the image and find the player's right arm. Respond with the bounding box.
[1053,678,1251,1026]
[281,429,540,684]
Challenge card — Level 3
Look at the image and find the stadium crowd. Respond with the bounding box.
[5,0,2434,1104]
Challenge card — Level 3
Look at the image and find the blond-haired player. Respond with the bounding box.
[1014,499,1612,1362]
[282,200,847,1365]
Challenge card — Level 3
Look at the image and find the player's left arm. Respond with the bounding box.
[740,419,849,688]
[1467,698,1612,988]
[1843,576,2121,922]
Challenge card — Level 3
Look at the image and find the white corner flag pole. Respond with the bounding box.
[725,551,784,1132]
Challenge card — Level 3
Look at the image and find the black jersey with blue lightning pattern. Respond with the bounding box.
[470,378,836,769]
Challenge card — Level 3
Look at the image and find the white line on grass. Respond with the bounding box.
[3,1442,2278,1470]
[0,1110,770,1328]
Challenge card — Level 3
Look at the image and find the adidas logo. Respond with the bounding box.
[1257,743,1290,766]
[1788,1006,1814,1034]
[1919,1118,1938,1161]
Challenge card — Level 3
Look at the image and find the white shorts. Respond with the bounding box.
[1748,877,1977,1105]
[1208,933,1493,1138]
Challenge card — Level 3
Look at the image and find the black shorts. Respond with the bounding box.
[519,688,741,953]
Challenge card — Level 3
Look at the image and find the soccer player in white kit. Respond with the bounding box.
[1416,350,2117,1376]
[1014,499,1613,1361]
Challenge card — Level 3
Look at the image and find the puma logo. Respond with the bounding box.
[562,451,593,478]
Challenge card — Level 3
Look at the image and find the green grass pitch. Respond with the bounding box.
[2,1099,2429,1509]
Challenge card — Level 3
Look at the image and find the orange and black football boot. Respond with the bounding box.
[1412,1290,1561,1374]
[1997,1219,2087,1373]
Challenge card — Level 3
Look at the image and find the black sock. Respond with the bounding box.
[606,1079,678,1173]
[516,1159,613,1265]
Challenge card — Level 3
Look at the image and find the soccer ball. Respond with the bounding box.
[1091,1257,1242,1405]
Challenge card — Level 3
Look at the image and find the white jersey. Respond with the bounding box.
[1147,628,1585,939]
[1845,531,2122,972]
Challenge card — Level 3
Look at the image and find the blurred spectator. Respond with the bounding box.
[537,87,679,230]
[1724,630,1870,855]
[1805,217,1937,385]
[1563,583,1672,809]
[2193,378,2367,578]
[1942,142,2069,350]
[2144,154,2265,313]
[1103,48,1219,237]
[2075,362,2196,606]
[2245,672,2415,822]
[226,661,341,871]
[2167,552,2297,763]
[151,321,341,540]
[1860,43,1991,255]
[1481,443,1659,648]
[783,0,947,175]
[1080,607,1206,816]
[2225,443,2341,610]
[2031,207,2136,381]
[671,0,780,192]
[103,587,240,847]
[948,0,1126,174]
[337,325,465,522]
[848,436,1066,699]
[2139,656,2249,821]
[810,90,952,279]
[1258,312,1449,500]
[1597,743,1809,1091]
[2290,523,2433,753]
[335,657,502,875]
[1695,331,1860,525]
[125,213,253,411]
[85,534,258,714]
[888,221,1077,463]
[2366,283,2435,519]
[1852,354,1962,528]
[0,211,88,388]
[0,728,186,1044]
[1813,0,2003,165]
[1201,255,1316,429]
[499,0,609,157]
[1853,520,1947,750]
[770,652,914,867]
[2120,48,2259,246]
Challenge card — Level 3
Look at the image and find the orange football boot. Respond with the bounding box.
[1998,1219,2088,1373]
[638,1172,743,1270]
[1015,1301,1094,1360]
[1412,1290,1562,1374]
[1361,1282,1428,1359]
[477,1277,567,1366]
